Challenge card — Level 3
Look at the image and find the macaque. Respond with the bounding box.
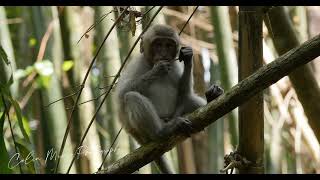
[116,24,223,173]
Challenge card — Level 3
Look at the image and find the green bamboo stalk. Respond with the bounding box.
[72,7,102,173]
[94,5,130,164]
[32,6,76,173]
[0,6,18,98]
[58,6,83,173]
[210,6,239,148]
[208,58,224,173]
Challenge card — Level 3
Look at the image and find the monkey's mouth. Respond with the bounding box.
[152,57,175,64]
[157,58,174,62]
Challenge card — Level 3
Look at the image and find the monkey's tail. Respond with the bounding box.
[154,156,175,174]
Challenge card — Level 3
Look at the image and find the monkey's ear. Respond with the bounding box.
[140,38,144,53]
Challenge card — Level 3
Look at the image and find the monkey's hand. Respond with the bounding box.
[174,117,196,137]
[157,117,196,140]
[152,61,172,77]
[205,84,224,103]
[179,46,193,66]
[134,61,171,90]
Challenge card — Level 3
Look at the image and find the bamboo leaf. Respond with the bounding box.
[7,97,30,143]
[62,60,74,72]
[28,38,37,47]
[7,74,13,87]
[0,45,9,65]
[0,112,12,174]
[15,141,36,173]
[129,11,136,36]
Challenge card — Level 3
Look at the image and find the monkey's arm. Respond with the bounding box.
[118,60,171,99]
[178,60,193,95]
[129,71,157,91]
[173,47,194,117]
[177,46,194,96]
[118,69,158,99]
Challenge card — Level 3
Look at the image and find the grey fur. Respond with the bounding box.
[116,25,207,174]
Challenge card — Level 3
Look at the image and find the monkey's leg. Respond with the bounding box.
[124,91,163,141]
[125,91,192,174]
[182,95,207,114]
[125,91,195,140]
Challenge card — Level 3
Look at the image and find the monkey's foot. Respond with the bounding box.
[174,117,196,137]
[205,84,224,103]
[157,117,195,140]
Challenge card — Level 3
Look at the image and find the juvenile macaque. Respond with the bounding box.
[116,25,223,173]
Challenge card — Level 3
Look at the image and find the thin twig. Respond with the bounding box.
[19,81,36,109]
[54,6,130,174]
[63,83,119,110]
[65,91,106,110]
[97,82,118,90]
[179,6,199,35]
[64,84,119,110]
[97,126,123,172]
[65,6,164,174]
[135,6,155,23]
[22,21,54,88]
[77,11,114,44]
[104,75,117,78]
[162,8,212,32]
[142,6,155,19]
[173,6,199,62]
[65,90,109,110]
[1,95,23,174]
[45,91,78,108]
[44,84,85,108]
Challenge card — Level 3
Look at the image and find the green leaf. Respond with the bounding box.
[25,66,35,75]
[28,38,37,47]
[15,142,35,173]
[62,60,74,72]
[7,74,13,87]
[8,97,30,143]
[0,73,13,91]
[0,46,9,65]
[36,76,51,89]
[0,75,13,92]
[0,112,12,174]
[22,117,31,138]
[0,85,10,99]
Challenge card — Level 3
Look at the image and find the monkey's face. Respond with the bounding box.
[150,38,178,64]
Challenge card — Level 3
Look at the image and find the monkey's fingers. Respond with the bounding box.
[205,84,224,103]
[175,117,196,137]
[181,50,193,55]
